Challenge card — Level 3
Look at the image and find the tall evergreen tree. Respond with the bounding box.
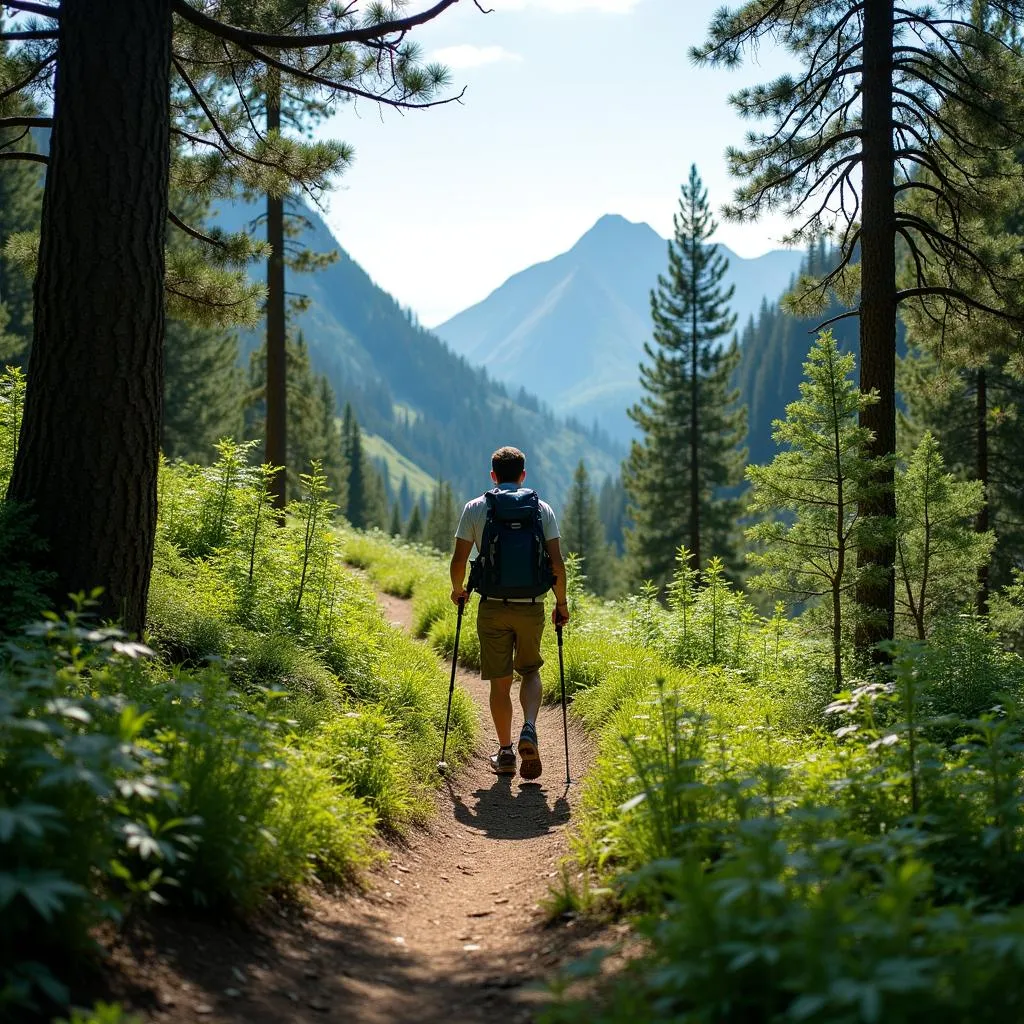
[598,473,628,555]
[0,35,42,366]
[624,165,746,588]
[425,478,457,552]
[561,460,612,595]
[246,335,346,502]
[695,1,1024,655]
[405,499,424,542]
[163,318,244,463]
[388,501,402,537]
[3,0,462,632]
[339,402,387,530]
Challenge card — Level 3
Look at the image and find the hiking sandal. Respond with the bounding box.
[517,722,542,780]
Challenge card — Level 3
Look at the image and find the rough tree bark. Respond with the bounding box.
[854,0,897,656]
[6,0,172,634]
[265,68,287,511]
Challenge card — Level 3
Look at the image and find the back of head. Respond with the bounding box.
[491,445,526,485]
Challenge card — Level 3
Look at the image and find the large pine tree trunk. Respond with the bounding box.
[976,367,989,616]
[265,70,288,511]
[854,0,897,656]
[6,0,172,634]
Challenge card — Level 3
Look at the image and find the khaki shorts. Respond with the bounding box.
[476,599,546,680]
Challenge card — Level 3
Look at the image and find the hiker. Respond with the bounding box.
[449,446,569,780]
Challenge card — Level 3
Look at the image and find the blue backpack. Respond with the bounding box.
[470,488,555,600]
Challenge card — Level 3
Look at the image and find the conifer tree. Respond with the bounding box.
[694,1,1024,654]
[0,35,42,365]
[425,478,457,552]
[899,350,1024,610]
[562,460,612,595]
[895,432,994,639]
[598,474,627,555]
[746,332,892,691]
[388,501,402,537]
[338,402,387,530]
[3,0,464,632]
[163,319,244,463]
[246,335,345,501]
[405,500,424,542]
[624,165,746,588]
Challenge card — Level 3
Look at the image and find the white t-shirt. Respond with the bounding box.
[455,484,559,555]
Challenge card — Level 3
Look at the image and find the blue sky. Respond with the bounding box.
[317,0,795,326]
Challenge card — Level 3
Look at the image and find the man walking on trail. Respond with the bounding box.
[450,446,569,780]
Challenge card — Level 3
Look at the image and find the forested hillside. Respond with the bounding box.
[435,213,801,440]
[212,200,622,503]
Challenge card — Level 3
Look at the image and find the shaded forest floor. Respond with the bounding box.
[100,590,617,1023]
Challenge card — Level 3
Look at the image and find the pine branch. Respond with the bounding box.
[171,0,461,50]
[0,54,55,105]
[0,150,46,163]
[898,285,1024,324]
[0,28,57,40]
[168,210,228,250]
[0,116,51,130]
[1,0,59,17]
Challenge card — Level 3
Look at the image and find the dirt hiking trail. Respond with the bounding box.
[112,591,601,1024]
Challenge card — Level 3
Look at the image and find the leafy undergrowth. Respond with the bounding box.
[0,442,474,1019]
[538,556,1024,1024]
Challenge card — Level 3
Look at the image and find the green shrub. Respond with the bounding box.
[314,707,413,828]
[0,501,53,636]
[0,611,184,1015]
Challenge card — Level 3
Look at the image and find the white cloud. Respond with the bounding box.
[428,44,524,68]
[488,0,641,12]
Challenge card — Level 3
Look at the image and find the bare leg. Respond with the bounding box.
[489,676,514,747]
[519,669,542,728]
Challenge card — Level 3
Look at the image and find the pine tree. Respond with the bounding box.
[405,500,424,543]
[338,402,387,530]
[388,502,402,537]
[245,335,346,503]
[598,474,628,555]
[163,318,244,464]
[694,1,1024,655]
[425,479,457,552]
[0,37,42,365]
[624,165,747,588]
[900,349,1024,609]
[3,0,460,632]
[746,332,892,691]
[895,432,994,640]
[561,460,612,595]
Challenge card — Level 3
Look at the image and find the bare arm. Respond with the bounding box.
[546,537,570,625]
[450,537,473,604]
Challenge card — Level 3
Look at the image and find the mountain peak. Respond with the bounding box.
[572,213,662,252]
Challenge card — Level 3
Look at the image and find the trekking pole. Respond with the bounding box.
[557,621,570,785]
[437,595,466,775]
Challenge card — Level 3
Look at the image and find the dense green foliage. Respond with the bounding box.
[0,433,474,1016]
[625,166,746,587]
[538,562,1024,1024]
[561,460,617,596]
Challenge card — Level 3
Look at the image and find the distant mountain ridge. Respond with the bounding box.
[434,215,804,440]
[210,198,622,507]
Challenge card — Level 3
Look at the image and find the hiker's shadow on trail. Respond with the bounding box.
[451,774,571,840]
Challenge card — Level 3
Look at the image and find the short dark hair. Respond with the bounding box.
[491,446,525,483]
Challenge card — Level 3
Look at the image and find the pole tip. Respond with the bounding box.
[437,761,449,775]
